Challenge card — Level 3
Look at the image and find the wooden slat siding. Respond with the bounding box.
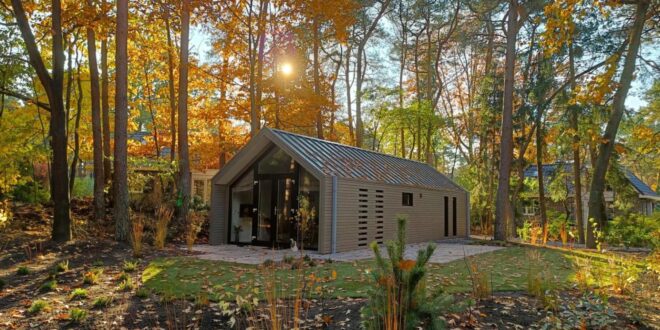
[335,178,468,252]
[209,184,228,245]
[317,177,332,254]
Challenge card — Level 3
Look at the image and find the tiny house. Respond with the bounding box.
[209,128,470,254]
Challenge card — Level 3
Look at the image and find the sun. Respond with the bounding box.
[281,62,293,76]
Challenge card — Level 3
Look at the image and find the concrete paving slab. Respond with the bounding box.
[188,240,503,265]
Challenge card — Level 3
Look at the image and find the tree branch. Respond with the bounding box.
[0,86,51,111]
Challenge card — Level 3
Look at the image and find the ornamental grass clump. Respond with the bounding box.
[154,205,173,249]
[361,215,455,330]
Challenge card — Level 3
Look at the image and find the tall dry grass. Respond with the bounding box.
[131,214,145,258]
[185,211,204,251]
[154,205,173,249]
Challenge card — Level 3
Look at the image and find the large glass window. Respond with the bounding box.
[298,167,319,250]
[258,147,295,174]
[230,169,254,243]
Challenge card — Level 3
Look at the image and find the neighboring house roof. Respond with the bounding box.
[523,163,658,200]
[624,169,659,199]
[214,127,466,192]
[270,129,465,191]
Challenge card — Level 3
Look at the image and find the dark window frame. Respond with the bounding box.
[444,196,449,237]
[402,192,414,206]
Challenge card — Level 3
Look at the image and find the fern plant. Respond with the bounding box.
[361,215,455,329]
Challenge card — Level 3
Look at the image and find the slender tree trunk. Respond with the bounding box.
[248,0,260,136]
[144,64,160,158]
[355,44,364,147]
[177,0,192,224]
[586,0,648,248]
[568,43,584,244]
[255,0,267,132]
[87,7,105,221]
[494,0,518,241]
[165,16,177,162]
[536,116,548,233]
[69,60,83,194]
[114,0,130,241]
[313,17,323,139]
[345,45,354,145]
[101,38,111,185]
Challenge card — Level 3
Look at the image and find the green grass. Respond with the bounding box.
[141,246,641,300]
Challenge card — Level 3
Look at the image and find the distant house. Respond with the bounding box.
[522,163,658,224]
[208,128,470,254]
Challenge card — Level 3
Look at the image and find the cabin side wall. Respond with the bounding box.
[333,178,468,253]
[209,184,229,245]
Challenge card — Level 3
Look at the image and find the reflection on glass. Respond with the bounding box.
[230,170,253,243]
[257,179,272,241]
[276,178,295,245]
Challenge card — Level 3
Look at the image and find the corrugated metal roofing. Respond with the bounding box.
[624,170,658,197]
[269,128,465,191]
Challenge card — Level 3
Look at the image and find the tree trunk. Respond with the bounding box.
[11,0,71,241]
[313,16,323,139]
[144,64,160,158]
[69,58,83,194]
[87,7,105,221]
[177,0,192,224]
[355,44,364,147]
[536,116,548,232]
[494,0,518,241]
[114,0,130,241]
[101,38,111,185]
[344,45,354,145]
[165,15,177,162]
[586,0,648,248]
[248,0,260,136]
[568,43,584,244]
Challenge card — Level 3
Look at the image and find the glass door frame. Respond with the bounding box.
[251,173,299,247]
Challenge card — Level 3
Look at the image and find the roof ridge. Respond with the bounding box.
[267,127,433,166]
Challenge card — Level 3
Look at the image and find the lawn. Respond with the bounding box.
[142,245,635,300]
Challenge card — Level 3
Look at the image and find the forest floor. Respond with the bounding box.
[0,201,658,329]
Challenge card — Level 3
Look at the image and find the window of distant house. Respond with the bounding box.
[523,204,538,216]
[194,180,205,199]
[402,192,413,206]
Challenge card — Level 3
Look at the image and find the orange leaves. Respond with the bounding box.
[398,259,416,271]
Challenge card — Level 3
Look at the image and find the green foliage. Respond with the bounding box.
[117,272,130,282]
[0,278,4,291]
[541,293,616,330]
[56,260,69,273]
[71,176,94,198]
[123,260,139,273]
[39,279,57,292]
[10,181,49,204]
[517,221,533,243]
[135,287,150,298]
[69,288,88,300]
[118,278,135,291]
[361,215,456,329]
[69,308,87,323]
[28,300,50,314]
[92,296,113,308]
[83,268,103,285]
[606,213,660,249]
[17,266,30,275]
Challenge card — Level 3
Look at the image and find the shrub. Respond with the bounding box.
[56,260,69,273]
[118,278,134,291]
[542,293,615,329]
[92,296,113,308]
[0,278,5,290]
[185,211,205,251]
[517,221,532,243]
[131,214,145,258]
[39,280,57,292]
[117,272,130,282]
[135,287,150,298]
[83,268,103,285]
[361,215,455,329]
[465,256,491,299]
[605,213,660,249]
[69,288,88,300]
[17,266,30,275]
[69,308,87,323]
[123,260,138,273]
[28,300,50,314]
[154,205,173,249]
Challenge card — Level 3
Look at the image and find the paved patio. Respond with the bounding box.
[189,240,503,265]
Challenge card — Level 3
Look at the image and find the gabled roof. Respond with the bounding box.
[624,170,658,198]
[523,163,658,199]
[270,129,465,191]
[215,127,466,192]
